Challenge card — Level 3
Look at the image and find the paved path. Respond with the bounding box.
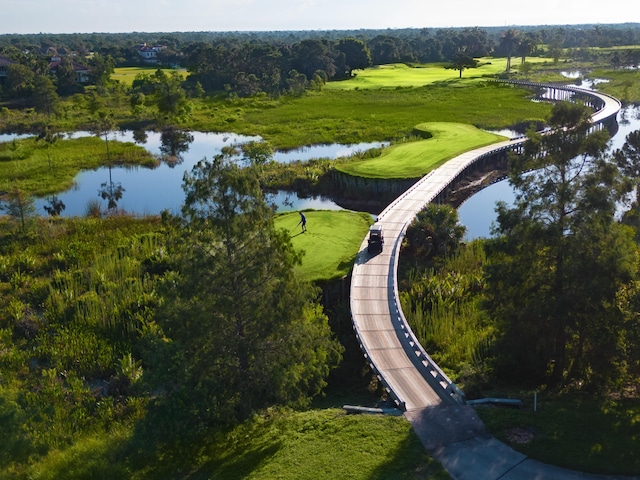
[349,84,631,479]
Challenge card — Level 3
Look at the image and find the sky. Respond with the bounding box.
[3,0,638,35]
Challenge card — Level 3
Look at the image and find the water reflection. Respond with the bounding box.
[459,105,640,239]
[99,165,125,211]
[267,190,343,212]
[0,129,375,216]
[158,127,194,167]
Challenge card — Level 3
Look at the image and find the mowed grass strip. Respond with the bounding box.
[325,58,555,91]
[275,210,373,282]
[205,409,451,480]
[325,60,506,90]
[337,122,507,179]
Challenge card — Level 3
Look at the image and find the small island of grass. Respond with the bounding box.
[336,122,507,179]
[0,136,158,196]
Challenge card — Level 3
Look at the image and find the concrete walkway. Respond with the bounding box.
[405,406,640,480]
[347,84,634,479]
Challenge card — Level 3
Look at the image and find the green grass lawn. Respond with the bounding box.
[275,210,373,282]
[324,62,498,90]
[336,122,507,179]
[26,409,450,480]
[325,57,556,91]
[112,66,188,86]
[476,392,640,476]
[197,409,450,480]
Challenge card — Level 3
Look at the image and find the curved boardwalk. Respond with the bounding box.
[350,85,627,478]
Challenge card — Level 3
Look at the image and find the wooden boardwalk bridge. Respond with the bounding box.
[349,83,621,413]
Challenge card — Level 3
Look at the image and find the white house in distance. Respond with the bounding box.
[136,44,165,64]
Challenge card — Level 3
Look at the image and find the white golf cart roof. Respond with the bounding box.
[369,224,383,234]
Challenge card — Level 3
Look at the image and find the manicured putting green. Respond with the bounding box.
[275,210,373,282]
[337,122,507,179]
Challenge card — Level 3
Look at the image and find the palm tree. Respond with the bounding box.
[517,32,539,66]
[500,29,520,73]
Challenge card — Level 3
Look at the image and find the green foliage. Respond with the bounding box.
[32,75,60,117]
[592,68,640,104]
[0,136,157,197]
[0,186,37,234]
[477,393,640,476]
[27,430,132,480]
[400,241,494,390]
[18,407,449,480]
[0,216,162,468]
[483,102,637,389]
[336,122,507,179]
[145,155,343,441]
[402,204,466,264]
[154,70,192,123]
[445,52,479,78]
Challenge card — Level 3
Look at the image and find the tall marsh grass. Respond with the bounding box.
[400,242,495,377]
[42,233,162,377]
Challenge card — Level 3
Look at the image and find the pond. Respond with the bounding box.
[458,104,640,239]
[0,129,385,217]
[3,94,637,227]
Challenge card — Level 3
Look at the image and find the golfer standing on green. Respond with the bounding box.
[297,212,307,233]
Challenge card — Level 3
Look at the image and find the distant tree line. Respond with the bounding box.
[1,23,640,101]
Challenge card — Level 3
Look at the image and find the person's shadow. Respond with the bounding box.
[291,232,305,238]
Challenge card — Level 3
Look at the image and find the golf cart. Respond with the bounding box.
[367,224,384,254]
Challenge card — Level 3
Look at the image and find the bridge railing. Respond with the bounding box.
[351,81,621,410]
[390,221,466,405]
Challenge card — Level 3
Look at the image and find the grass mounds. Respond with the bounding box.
[336,122,507,179]
[476,392,640,476]
[0,136,158,196]
[275,210,373,282]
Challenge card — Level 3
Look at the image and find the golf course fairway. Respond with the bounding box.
[337,122,507,179]
[275,210,373,282]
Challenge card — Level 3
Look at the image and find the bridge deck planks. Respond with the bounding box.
[349,86,621,412]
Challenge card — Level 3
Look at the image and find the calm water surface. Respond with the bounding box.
[458,104,640,239]
[3,98,638,228]
[0,130,384,216]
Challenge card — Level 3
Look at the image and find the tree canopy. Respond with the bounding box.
[483,102,638,389]
[145,154,343,439]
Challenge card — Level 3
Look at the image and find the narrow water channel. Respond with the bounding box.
[458,104,640,239]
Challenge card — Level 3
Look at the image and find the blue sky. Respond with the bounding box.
[3,0,637,34]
